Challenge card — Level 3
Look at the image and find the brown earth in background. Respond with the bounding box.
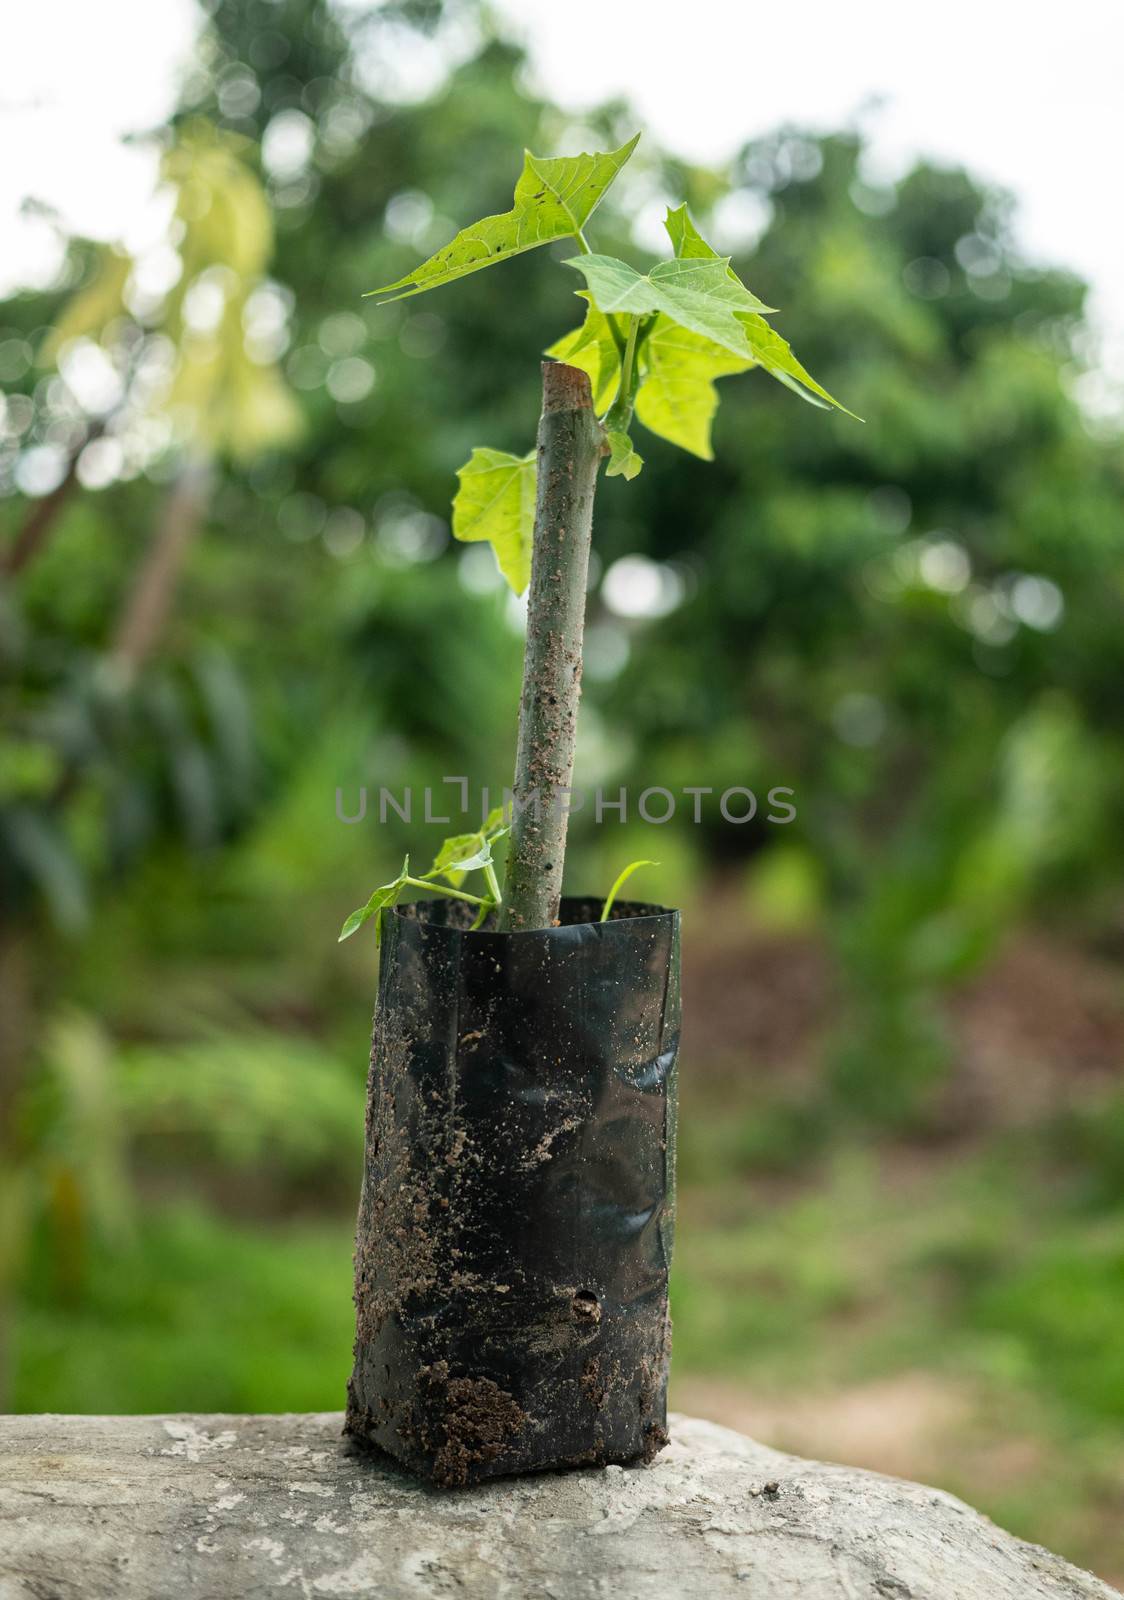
[672,888,1124,1586]
[680,890,1124,1123]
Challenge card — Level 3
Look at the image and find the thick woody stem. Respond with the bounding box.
[500,362,604,930]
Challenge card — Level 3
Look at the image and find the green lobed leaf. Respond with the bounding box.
[428,831,482,889]
[738,312,860,417]
[657,204,859,420]
[563,253,776,363]
[480,805,506,836]
[552,207,856,451]
[452,447,537,594]
[550,206,755,456]
[635,317,751,459]
[429,824,507,887]
[545,293,620,411]
[605,430,644,479]
[427,809,509,888]
[367,135,640,303]
[664,203,717,262]
[338,855,409,944]
[439,829,507,878]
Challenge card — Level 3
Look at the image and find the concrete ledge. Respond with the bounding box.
[0,1411,1117,1598]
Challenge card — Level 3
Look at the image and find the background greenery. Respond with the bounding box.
[1,0,1121,1582]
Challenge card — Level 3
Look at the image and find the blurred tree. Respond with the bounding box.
[0,115,299,1398]
[42,119,302,669]
[588,130,1124,1118]
[1,113,300,1019]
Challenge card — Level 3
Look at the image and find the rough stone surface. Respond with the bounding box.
[0,1411,1117,1599]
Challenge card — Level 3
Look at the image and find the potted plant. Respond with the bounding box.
[339,134,852,1485]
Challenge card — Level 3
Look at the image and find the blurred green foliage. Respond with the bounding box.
[16,1202,353,1413]
[0,0,1121,1580]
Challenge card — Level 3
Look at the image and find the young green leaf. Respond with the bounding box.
[452,447,537,594]
[338,855,409,944]
[439,828,507,878]
[600,859,660,921]
[480,805,507,837]
[635,318,751,459]
[664,202,719,262]
[739,313,859,415]
[367,135,640,303]
[545,293,621,411]
[621,204,749,456]
[564,253,776,363]
[428,831,482,888]
[658,204,859,419]
[605,430,644,480]
[427,809,509,888]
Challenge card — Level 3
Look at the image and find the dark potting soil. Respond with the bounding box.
[345,898,679,1486]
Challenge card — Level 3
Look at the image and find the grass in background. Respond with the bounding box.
[15,1204,353,1415]
[671,1079,1124,1582]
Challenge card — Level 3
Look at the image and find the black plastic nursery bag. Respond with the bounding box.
[346,897,680,1485]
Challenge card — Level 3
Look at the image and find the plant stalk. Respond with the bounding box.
[500,361,604,930]
[603,314,641,434]
[404,877,486,907]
